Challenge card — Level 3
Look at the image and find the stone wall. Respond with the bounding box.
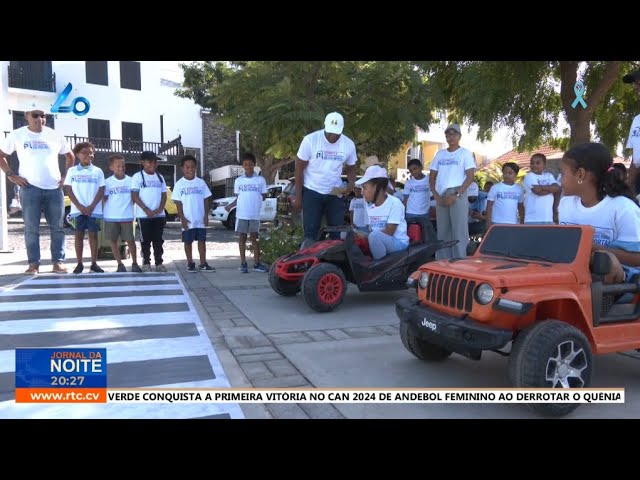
[202,113,237,174]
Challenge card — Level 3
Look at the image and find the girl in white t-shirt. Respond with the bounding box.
[558,142,640,283]
[485,162,525,229]
[355,165,409,260]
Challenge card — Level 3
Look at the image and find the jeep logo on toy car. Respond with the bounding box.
[421,318,437,331]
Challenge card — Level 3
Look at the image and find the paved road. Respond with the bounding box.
[0,271,243,419]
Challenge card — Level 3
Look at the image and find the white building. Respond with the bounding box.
[0,61,204,184]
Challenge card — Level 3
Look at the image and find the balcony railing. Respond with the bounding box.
[8,63,56,93]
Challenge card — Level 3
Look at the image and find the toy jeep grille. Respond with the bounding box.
[426,274,477,312]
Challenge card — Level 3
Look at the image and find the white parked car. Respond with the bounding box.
[210,184,283,230]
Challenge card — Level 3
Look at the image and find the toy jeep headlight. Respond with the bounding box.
[475,283,494,305]
[419,272,429,289]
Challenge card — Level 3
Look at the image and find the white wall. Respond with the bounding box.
[0,61,202,151]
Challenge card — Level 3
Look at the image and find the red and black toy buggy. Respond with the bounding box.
[268,223,454,312]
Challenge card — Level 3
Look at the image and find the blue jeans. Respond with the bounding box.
[21,185,65,265]
[302,187,345,241]
[368,230,409,260]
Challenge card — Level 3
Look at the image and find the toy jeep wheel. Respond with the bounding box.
[400,322,452,361]
[508,320,592,417]
[268,258,301,296]
[302,263,347,312]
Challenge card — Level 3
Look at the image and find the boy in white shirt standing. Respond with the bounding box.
[522,153,560,224]
[349,186,369,233]
[102,154,142,273]
[63,142,106,274]
[404,158,436,243]
[172,155,215,273]
[225,153,269,273]
[485,162,525,228]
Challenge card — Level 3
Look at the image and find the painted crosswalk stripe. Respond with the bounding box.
[0,273,243,419]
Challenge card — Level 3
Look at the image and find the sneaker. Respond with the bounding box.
[24,263,39,275]
[155,264,168,273]
[239,262,249,274]
[131,263,143,273]
[141,264,152,272]
[116,263,127,273]
[253,263,269,273]
[53,262,68,274]
[199,263,216,272]
[187,262,197,273]
[73,263,84,275]
[90,263,104,273]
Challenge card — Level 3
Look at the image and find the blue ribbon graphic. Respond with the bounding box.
[572,80,587,109]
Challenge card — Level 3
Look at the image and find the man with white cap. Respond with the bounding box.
[294,112,358,242]
[0,101,75,274]
[623,68,640,194]
[429,123,476,259]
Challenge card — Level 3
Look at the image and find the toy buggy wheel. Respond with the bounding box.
[64,206,72,228]
[508,320,592,417]
[400,322,452,361]
[268,258,301,297]
[302,263,347,312]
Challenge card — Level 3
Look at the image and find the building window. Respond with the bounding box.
[86,61,108,86]
[122,121,143,152]
[406,145,422,167]
[88,118,111,149]
[120,61,141,91]
[8,61,55,92]
[12,110,54,129]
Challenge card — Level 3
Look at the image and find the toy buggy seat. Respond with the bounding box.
[407,223,422,245]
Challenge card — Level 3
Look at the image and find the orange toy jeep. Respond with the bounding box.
[396,224,640,417]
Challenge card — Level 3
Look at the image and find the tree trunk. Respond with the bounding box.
[257,156,295,184]
[560,61,622,148]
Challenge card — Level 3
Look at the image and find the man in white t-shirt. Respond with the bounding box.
[623,69,640,194]
[0,104,75,274]
[429,124,477,259]
[294,112,358,242]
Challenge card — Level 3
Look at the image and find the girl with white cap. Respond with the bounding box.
[355,165,409,260]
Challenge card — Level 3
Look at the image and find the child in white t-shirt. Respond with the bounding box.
[404,158,436,243]
[172,155,214,273]
[522,153,561,224]
[131,151,168,272]
[485,162,525,229]
[225,153,269,273]
[355,165,409,260]
[558,142,640,283]
[63,142,106,274]
[102,154,142,273]
[349,187,369,233]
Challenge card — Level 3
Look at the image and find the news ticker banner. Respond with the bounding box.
[12,349,624,405]
[15,348,107,403]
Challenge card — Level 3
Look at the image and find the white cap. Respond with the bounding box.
[324,112,344,135]
[467,182,479,197]
[356,165,388,186]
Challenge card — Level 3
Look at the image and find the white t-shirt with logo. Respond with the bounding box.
[522,171,558,223]
[172,177,212,230]
[103,175,134,222]
[403,175,431,215]
[366,195,409,244]
[349,197,368,227]
[63,164,106,218]
[234,174,267,220]
[487,182,524,224]
[296,129,357,195]
[559,195,640,248]
[1,126,70,190]
[130,170,167,218]
[627,114,640,166]
[429,147,476,196]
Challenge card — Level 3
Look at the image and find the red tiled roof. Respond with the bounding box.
[491,145,564,168]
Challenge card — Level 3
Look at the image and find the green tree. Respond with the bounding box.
[177,61,434,183]
[419,61,640,153]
